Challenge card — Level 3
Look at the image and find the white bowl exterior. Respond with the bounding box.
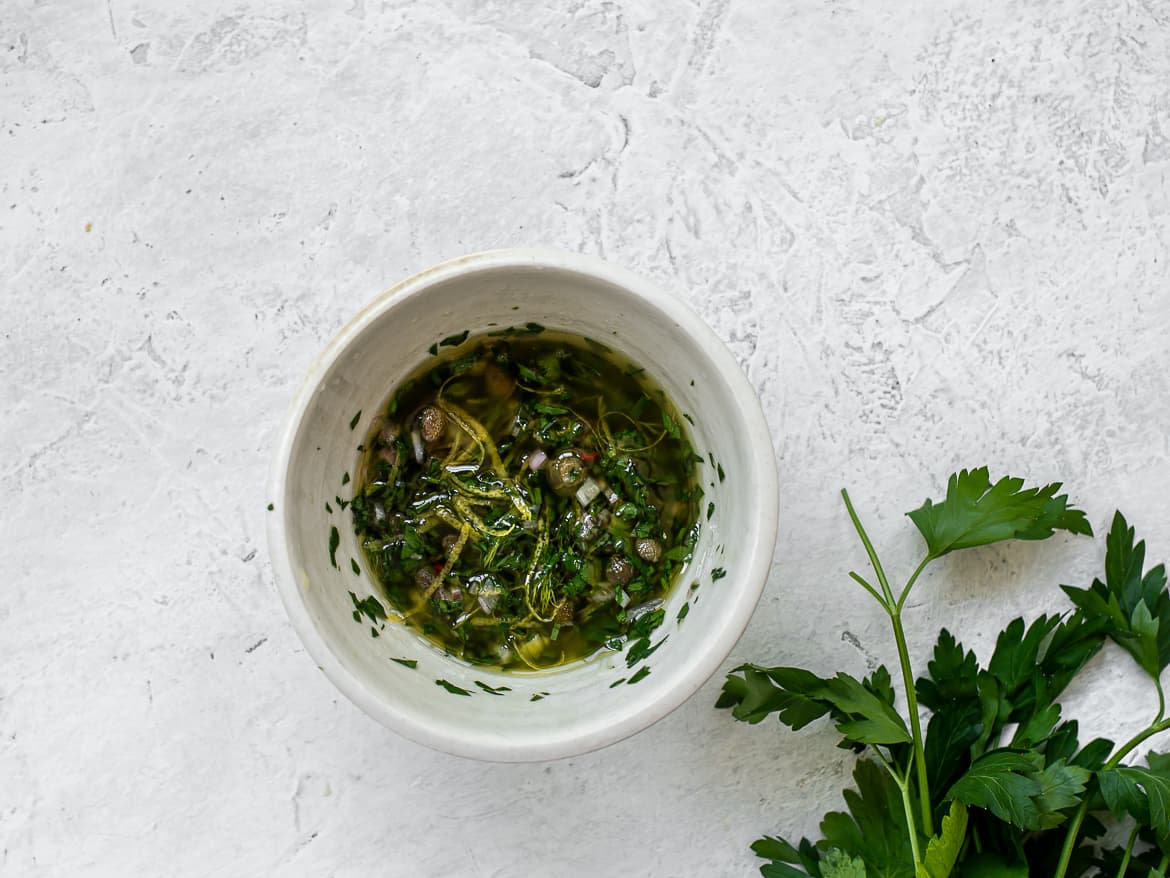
[268,250,778,761]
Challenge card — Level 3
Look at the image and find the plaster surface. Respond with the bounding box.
[3,1,1170,875]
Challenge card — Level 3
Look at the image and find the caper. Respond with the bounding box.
[418,406,446,443]
[553,600,575,626]
[635,538,663,563]
[547,450,586,495]
[606,556,634,585]
[576,511,602,543]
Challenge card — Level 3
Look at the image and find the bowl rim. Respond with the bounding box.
[266,247,779,761]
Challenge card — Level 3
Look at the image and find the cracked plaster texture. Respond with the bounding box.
[3,0,1170,875]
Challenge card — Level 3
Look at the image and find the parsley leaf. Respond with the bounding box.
[907,467,1092,559]
[923,703,982,805]
[916,629,979,710]
[948,751,1046,829]
[720,470,1169,878]
[920,801,967,878]
[752,836,822,877]
[1099,752,1170,853]
[348,591,386,624]
[948,751,1089,831]
[820,849,866,878]
[328,526,340,568]
[626,636,666,667]
[820,759,916,876]
[718,665,911,746]
[1062,511,1170,678]
[627,666,651,684]
[474,680,511,696]
[1030,759,1094,827]
[662,411,681,439]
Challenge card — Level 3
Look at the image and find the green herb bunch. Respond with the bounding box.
[717,468,1170,877]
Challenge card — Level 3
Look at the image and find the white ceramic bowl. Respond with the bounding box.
[267,249,778,761]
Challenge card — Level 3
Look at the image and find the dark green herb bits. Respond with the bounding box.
[474,680,511,695]
[435,679,473,696]
[351,331,701,670]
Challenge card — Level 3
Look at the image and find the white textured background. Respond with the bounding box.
[3,0,1170,875]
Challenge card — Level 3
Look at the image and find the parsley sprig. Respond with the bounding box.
[718,468,1170,877]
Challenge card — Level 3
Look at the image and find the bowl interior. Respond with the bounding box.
[270,252,777,761]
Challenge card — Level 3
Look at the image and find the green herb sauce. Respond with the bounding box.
[350,331,701,670]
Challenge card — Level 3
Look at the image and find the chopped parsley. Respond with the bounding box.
[328,526,340,568]
[439,330,470,348]
[349,590,386,623]
[474,680,512,695]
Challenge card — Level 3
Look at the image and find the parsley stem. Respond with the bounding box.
[841,489,896,608]
[895,555,932,614]
[1108,716,1170,769]
[1055,707,1170,878]
[890,608,934,837]
[841,488,934,837]
[872,747,923,869]
[1114,823,1139,878]
[848,570,887,609]
[896,768,923,868]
